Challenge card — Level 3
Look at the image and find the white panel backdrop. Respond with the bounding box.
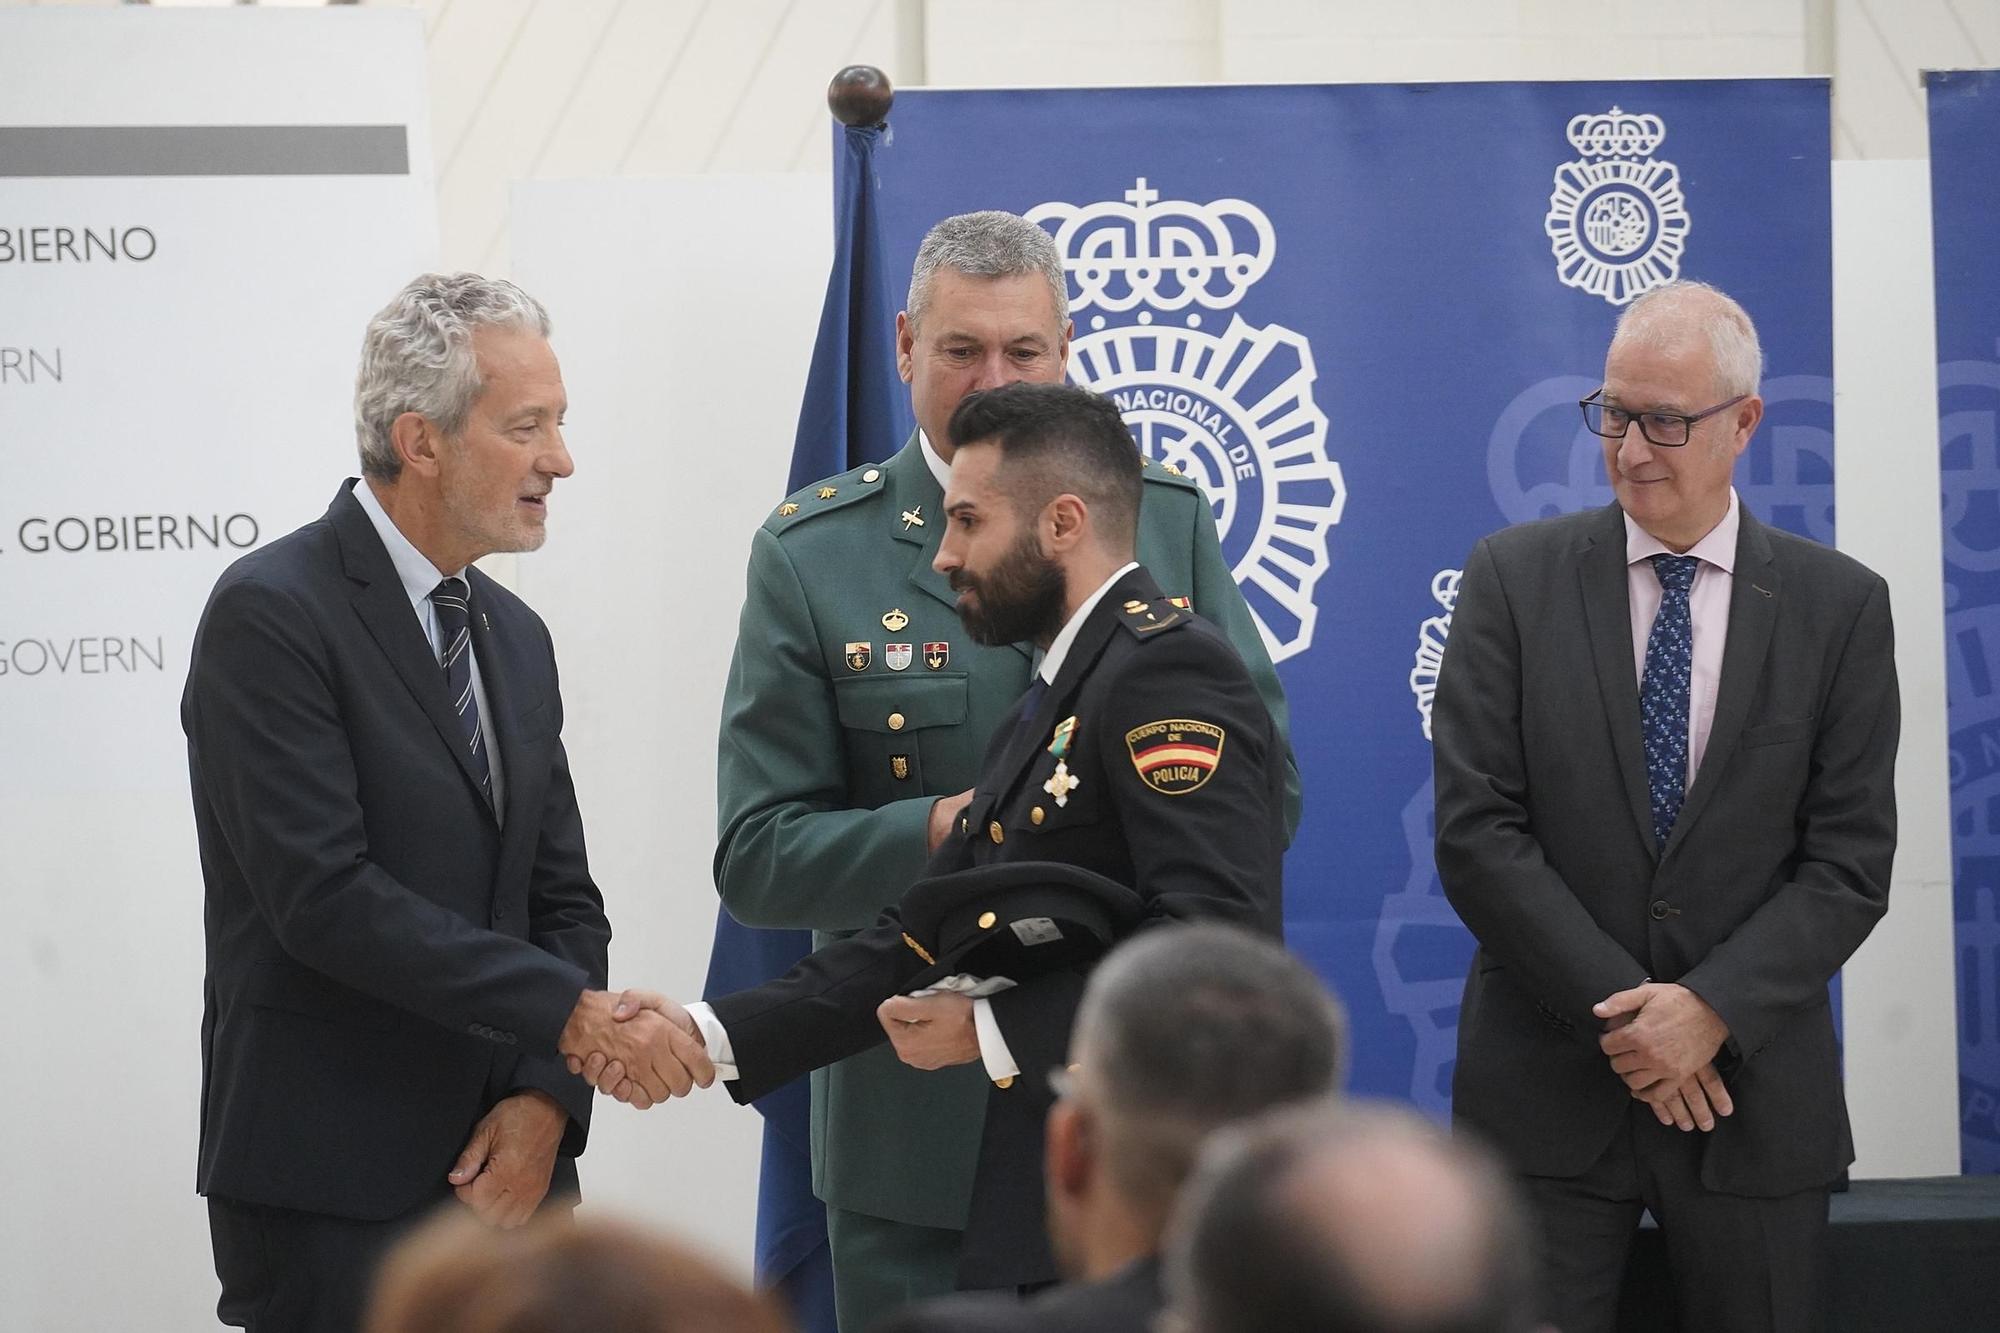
[508,173,830,1265]
[1829,157,1959,1178]
[0,10,438,1331]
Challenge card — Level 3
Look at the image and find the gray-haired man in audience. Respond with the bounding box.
[873,923,1346,1333]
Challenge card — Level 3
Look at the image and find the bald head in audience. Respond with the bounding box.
[1166,1100,1542,1333]
[365,1210,792,1333]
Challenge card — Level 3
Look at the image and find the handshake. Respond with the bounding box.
[557,989,713,1110]
[556,986,985,1110]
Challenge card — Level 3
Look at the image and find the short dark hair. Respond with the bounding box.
[1168,1101,1540,1333]
[1075,924,1346,1222]
[946,382,1143,551]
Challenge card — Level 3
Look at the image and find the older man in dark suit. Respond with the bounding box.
[1432,279,1898,1333]
[183,273,710,1333]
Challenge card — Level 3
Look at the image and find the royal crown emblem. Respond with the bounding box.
[1407,569,1462,741]
[1544,107,1690,306]
[1028,179,1345,662]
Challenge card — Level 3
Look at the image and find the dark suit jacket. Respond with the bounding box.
[709,566,1285,1287]
[1432,502,1897,1196]
[871,1255,1163,1333]
[182,481,611,1221]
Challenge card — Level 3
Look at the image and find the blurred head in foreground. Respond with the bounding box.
[1045,922,1347,1279]
[366,1210,792,1333]
[1165,1099,1541,1333]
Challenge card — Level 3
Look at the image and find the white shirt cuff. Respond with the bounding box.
[972,996,1020,1083]
[683,1001,739,1081]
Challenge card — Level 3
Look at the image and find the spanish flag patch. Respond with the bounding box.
[1124,718,1226,795]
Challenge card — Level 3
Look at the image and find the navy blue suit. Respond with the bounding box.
[184,481,610,1330]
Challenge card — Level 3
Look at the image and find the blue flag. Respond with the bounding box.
[787,122,914,490]
[701,121,907,1333]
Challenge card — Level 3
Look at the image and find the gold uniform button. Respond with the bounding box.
[978,911,997,930]
[887,712,906,731]
[862,468,881,483]
[1030,806,1045,826]
[995,1075,1015,1089]
[988,821,1005,844]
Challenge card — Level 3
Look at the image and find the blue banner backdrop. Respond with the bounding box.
[862,79,1833,1111]
[1927,67,2000,1175]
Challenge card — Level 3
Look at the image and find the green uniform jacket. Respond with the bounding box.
[714,434,1300,1231]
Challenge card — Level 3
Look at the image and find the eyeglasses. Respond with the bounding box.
[1580,388,1747,448]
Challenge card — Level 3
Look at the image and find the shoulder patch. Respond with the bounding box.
[1117,595,1191,639]
[1124,717,1226,794]
[764,461,890,533]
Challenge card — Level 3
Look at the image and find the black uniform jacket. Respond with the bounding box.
[183,482,611,1220]
[708,565,1285,1287]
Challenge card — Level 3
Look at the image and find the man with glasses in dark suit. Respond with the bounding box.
[1433,279,1899,1333]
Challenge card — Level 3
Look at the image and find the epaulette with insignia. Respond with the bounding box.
[1117,595,1189,638]
[763,461,890,533]
[1139,456,1200,490]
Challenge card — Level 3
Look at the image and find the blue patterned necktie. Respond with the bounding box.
[1640,554,1701,850]
[430,577,492,801]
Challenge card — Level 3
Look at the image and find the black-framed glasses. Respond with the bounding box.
[1580,388,1747,448]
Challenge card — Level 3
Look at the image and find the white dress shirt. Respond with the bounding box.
[688,561,1143,1084]
[351,478,506,821]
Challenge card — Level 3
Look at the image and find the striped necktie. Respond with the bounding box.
[429,577,492,801]
[1640,554,1701,850]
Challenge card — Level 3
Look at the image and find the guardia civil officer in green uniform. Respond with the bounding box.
[713,211,1300,1330]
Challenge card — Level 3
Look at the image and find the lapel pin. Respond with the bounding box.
[882,608,910,633]
[480,612,491,631]
[1752,583,1773,598]
[901,506,925,530]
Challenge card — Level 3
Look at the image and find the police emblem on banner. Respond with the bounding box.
[1544,107,1690,306]
[1028,179,1346,662]
[1407,569,1461,741]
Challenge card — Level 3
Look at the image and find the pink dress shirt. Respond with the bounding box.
[1625,490,1739,789]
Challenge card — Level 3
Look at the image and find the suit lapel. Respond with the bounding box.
[1577,505,1658,857]
[1664,512,1778,859]
[890,433,1032,663]
[331,486,499,823]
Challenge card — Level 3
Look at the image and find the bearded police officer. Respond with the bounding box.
[709,212,1299,1329]
[590,382,1289,1313]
